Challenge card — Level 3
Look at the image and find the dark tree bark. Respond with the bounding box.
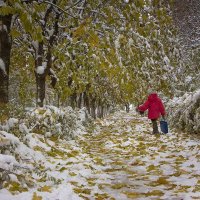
[35,41,45,107]
[83,91,90,113]
[77,93,82,108]
[34,6,59,107]
[0,15,12,105]
[91,98,96,119]
[83,84,90,113]
[70,93,77,108]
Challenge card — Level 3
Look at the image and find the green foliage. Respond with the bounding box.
[0,103,24,123]
[0,6,15,15]
[3,0,181,108]
[10,46,35,107]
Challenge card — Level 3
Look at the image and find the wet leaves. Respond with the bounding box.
[32,192,43,200]
[111,183,127,189]
[145,190,164,196]
[152,177,170,186]
[38,185,52,192]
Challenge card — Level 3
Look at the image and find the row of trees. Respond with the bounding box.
[171,0,200,94]
[0,0,182,117]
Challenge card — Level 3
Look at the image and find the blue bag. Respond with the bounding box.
[160,120,168,134]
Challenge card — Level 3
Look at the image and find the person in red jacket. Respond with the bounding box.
[137,91,166,134]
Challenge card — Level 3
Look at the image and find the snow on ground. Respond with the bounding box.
[0,109,200,199]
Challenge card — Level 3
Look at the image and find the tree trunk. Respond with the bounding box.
[106,104,110,115]
[0,15,12,104]
[100,105,104,118]
[34,8,59,107]
[91,98,96,119]
[35,42,46,107]
[83,92,90,113]
[57,92,60,107]
[77,93,82,108]
[35,73,46,107]
[70,93,77,109]
[97,102,100,118]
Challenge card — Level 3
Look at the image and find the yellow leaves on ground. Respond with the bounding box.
[104,168,122,173]
[131,159,144,166]
[4,181,28,194]
[47,147,65,157]
[159,144,168,151]
[32,192,42,200]
[74,187,91,195]
[98,183,111,190]
[33,145,46,152]
[111,160,124,166]
[70,181,79,187]
[59,166,67,172]
[193,184,200,192]
[147,164,157,171]
[145,190,164,196]
[66,150,80,158]
[93,157,104,165]
[49,135,59,142]
[111,183,127,189]
[175,155,186,164]
[174,185,192,193]
[123,191,142,198]
[172,169,189,177]
[38,185,52,192]
[152,177,170,186]
[94,193,114,200]
[87,179,96,187]
[69,172,77,176]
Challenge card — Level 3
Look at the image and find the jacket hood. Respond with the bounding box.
[148,93,158,101]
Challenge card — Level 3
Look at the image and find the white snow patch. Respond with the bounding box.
[0,58,7,75]
[36,62,47,74]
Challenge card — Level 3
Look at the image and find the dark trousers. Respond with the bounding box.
[151,119,159,134]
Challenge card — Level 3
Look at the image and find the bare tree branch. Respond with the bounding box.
[42,0,78,19]
[65,0,82,11]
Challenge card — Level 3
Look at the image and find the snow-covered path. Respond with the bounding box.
[0,111,200,200]
[73,111,200,200]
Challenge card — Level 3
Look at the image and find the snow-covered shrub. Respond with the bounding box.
[167,89,200,134]
[0,118,19,132]
[0,105,91,191]
[22,106,91,139]
[0,131,32,190]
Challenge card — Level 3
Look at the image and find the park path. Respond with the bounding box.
[1,110,199,200]
[70,110,200,200]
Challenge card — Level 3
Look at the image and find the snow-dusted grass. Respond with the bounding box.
[0,109,199,199]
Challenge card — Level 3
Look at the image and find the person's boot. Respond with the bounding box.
[152,119,159,134]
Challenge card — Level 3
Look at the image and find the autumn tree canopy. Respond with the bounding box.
[0,0,185,115]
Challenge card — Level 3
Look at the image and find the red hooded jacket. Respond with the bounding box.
[138,93,165,119]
